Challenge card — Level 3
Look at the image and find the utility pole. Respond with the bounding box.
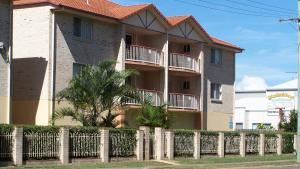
[279,0,300,162]
[297,0,300,162]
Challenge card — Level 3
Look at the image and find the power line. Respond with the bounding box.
[174,0,285,18]
[224,0,297,16]
[246,0,296,14]
[195,0,293,18]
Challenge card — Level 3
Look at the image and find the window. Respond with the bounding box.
[73,17,81,37]
[73,17,93,40]
[126,34,133,49]
[184,44,191,53]
[211,48,222,65]
[252,123,259,129]
[183,81,190,90]
[228,116,233,129]
[235,123,243,129]
[73,63,85,77]
[211,83,222,100]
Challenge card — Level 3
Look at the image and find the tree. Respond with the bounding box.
[53,60,137,127]
[279,110,297,132]
[136,96,170,128]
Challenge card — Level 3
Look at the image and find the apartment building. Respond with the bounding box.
[0,0,13,124]
[12,0,243,130]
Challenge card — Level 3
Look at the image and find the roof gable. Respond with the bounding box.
[167,16,211,42]
[14,0,243,51]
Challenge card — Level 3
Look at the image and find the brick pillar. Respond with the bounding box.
[165,131,174,160]
[12,128,23,166]
[259,133,265,156]
[136,130,144,161]
[100,129,109,162]
[59,128,69,164]
[194,131,201,159]
[155,127,165,160]
[239,133,246,157]
[218,132,224,158]
[277,134,282,155]
[139,126,150,160]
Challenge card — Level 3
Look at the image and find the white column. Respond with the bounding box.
[259,134,265,156]
[277,134,282,155]
[115,24,126,71]
[136,130,144,161]
[100,129,109,162]
[194,131,201,159]
[155,127,165,160]
[163,33,169,105]
[218,132,224,158]
[239,133,246,157]
[59,128,69,164]
[139,126,150,160]
[165,131,174,160]
[12,128,23,166]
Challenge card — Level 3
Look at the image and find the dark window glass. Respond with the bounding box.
[73,17,81,37]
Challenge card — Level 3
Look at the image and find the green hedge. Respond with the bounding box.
[0,124,14,134]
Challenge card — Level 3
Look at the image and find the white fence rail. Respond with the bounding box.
[169,53,199,72]
[1,127,296,166]
[126,45,163,66]
[69,133,101,158]
[168,93,199,110]
[23,133,59,159]
[0,133,13,160]
[125,89,162,106]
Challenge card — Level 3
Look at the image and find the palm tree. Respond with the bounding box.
[136,96,170,128]
[53,60,137,127]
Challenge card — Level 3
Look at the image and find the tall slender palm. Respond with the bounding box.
[53,60,137,127]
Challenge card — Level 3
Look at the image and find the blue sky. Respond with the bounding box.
[113,0,298,89]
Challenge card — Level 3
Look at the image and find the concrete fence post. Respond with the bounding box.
[239,133,246,157]
[218,132,224,158]
[259,133,265,156]
[277,134,282,155]
[194,131,201,159]
[165,130,174,160]
[139,126,150,160]
[136,130,144,161]
[12,128,23,166]
[100,129,109,162]
[155,127,165,160]
[59,128,69,164]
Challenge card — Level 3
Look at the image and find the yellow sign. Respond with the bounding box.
[268,93,294,100]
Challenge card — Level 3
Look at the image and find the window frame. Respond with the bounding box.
[73,17,93,40]
[210,48,222,65]
[73,62,86,78]
[210,83,222,101]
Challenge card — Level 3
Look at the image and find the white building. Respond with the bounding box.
[234,79,298,130]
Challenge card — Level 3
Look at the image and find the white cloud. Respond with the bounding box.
[236,76,268,91]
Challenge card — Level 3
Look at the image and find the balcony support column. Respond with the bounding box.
[163,33,169,105]
[116,24,126,71]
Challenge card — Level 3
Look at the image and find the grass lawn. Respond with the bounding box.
[1,154,297,169]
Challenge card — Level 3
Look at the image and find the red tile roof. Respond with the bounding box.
[167,16,190,26]
[14,0,243,51]
[211,36,243,51]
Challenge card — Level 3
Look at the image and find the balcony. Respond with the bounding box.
[169,53,200,75]
[168,93,199,110]
[125,89,163,107]
[125,45,164,69]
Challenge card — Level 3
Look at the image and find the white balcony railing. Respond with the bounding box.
[169,53,199,72]
[126,45,163,66]
[168,93,199,110]
[125,89,163,106]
